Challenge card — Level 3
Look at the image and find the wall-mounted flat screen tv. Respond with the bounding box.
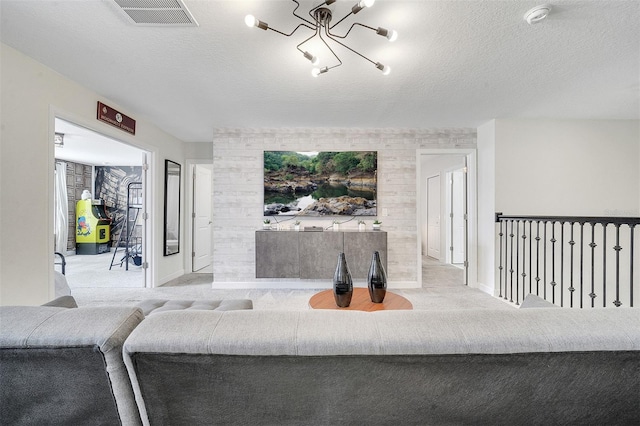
[264,151,377,216]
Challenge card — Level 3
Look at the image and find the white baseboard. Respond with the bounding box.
[387,281,420,289]
[158,269,185,286]
[476,280,495,296]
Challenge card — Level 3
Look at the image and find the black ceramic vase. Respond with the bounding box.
[333,252,353,308]
[367,251,387,303]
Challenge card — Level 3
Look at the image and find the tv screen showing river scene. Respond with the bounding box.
[264,151,377,216]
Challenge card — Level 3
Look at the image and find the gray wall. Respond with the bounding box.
[212,129,476,286]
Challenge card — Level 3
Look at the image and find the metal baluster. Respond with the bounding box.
[613,224,622,307]
[589,223,597,308]
[521,220,527,303]
[543,221,548,300]
[535,221,541,296]
[569,222,575,308]
[516,220,520,305]
[551,221,557,305]
[498,220,504,298]
[631,224,635,308]
[529,220,533,294]
[603,223,607,308]
[509,220,514,303]
[579,222,584,309]
[504,220,509,301]
[560,221,564,307]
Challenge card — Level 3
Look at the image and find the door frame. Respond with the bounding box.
[426,174,441,260]
[185,159,213,273]
[416,149,477,288]
[49,106,156,288]
[445,167,466,266]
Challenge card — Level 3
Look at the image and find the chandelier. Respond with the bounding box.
[244,0,397,77]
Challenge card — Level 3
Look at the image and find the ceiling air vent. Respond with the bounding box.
[113,0,198,26]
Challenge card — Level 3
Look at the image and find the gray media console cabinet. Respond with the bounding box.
[255,230,387,279]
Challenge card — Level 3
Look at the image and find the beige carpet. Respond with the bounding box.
[71,273,513,312]
[65,253,512,311]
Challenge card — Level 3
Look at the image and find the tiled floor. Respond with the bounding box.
[63,251,144,289]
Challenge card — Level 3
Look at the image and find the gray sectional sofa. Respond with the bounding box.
[2,297,639,425]
[0,303,145,425]
[123,308,640,425]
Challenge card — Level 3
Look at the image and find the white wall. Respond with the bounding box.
[185,142,213,160]
[0,43,187,305]
[477,120,496,294]
[477,118,640,298]
[212,129,476,288]
[495,119,639,216]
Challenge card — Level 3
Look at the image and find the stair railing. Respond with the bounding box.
[495,213,639,308]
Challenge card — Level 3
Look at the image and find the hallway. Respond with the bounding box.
[422,255,464,288]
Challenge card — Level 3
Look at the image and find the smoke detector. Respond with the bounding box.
[524,4,552,25]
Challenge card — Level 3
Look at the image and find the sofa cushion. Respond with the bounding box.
[0,306,144,426]
[54,270,71,298]
[41,295,78,308]
[137,298,252,316]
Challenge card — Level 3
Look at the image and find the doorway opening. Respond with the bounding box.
[417,149,476,288]
[53,118,152,289]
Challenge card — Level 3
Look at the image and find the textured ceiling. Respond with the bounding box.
[54,118,144,166]
[1,0,638,142]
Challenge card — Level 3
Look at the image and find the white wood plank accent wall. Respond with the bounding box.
[212,129,476,287]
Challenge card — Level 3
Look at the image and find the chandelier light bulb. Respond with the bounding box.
[303,51,320,66]
[244,14,268,30]
[376,62,391,75]
[377,27,398,42]
[244,15,256,27]
[312,67,329,77]
[352,0,375,14]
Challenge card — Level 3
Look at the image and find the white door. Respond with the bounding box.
[427,175,440,259]
[192,164,212,271]
[451,170,465,264]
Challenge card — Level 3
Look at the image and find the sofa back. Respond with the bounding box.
[0,305,144,426]
[124,308,640,425]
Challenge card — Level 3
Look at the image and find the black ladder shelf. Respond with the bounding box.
[110,182,143,271]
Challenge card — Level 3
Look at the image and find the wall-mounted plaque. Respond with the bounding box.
[97,101,136,135]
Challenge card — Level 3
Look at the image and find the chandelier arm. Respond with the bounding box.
[268,23,315,37]
[296,27,320,54]
[328,22,376,39]
[319,27,343,69]
[291,0,315,26]
[324,30,376,65]
[329,11,355,30]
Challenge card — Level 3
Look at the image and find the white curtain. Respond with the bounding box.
[54,162,69,254]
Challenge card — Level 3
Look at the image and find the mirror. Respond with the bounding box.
[164,160,181,256]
